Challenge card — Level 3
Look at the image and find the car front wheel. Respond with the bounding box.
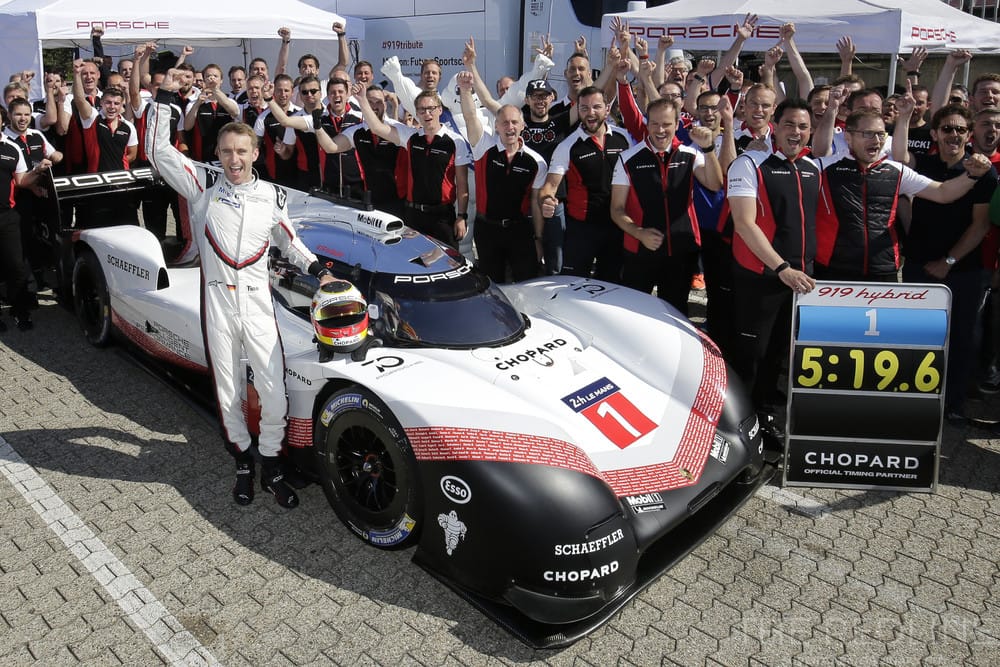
[72,249,112,346]
[315,386,423,550]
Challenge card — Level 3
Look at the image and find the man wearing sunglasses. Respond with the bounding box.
[815,106,991,283]
[893,99,997,423]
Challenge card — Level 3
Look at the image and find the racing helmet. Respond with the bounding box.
[311,280,369,354]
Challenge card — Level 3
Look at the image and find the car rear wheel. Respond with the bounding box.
[72,249,112,346]
[315,387,423,549]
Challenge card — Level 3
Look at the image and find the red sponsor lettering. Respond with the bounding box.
[75,20,171,30]
[909,26,957,42]
[628,24,782,41]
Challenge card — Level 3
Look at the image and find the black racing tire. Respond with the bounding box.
[315,386,423,550]
[72,249,112,346]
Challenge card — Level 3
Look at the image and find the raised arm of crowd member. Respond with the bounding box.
[899,47,928,88]
[717,94,738,173]
[71,59,97,121]
[892,84,917,166]
[610,16,640,77]
[380,56,422,117]
[90,25,112,88]
[931,50,972,116]
[615,53,647,142]
[462,37,502,116]
[353,81,402,145]
[810,84,845,158]
[837,36,856,77]
[654,35,673,88]
[683,56,716,115]
[709,13,759,89]
[333,22,349,71]
[175,45,193,69]
[593,45,622,105]
[456,71,485,147]
[638,58,661,106]
[38,76,63,132]
[275,27,291,76]
[497,39,555,110]
[780,24,813,99]
[759,45,784,103]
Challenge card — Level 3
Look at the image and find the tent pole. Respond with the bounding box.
[242,39,248,69]
[887,55,898,93]
[961,60,971,87]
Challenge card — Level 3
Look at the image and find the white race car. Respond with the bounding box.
[55,170,772,648]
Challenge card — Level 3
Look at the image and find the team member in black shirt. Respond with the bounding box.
[611,98,722,313]
[0,133,30,330]
[456,72,546,282]
[356,86,470,248]
[539,86,632,282]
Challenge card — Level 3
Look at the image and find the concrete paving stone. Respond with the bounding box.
[663,550,709,586]
[699,548,745,587]
[665,626,720,666]
[627,624,677,664]
[695,599,743,642]
[773,552,821,587]
[675,572,725,613]
[944,578,991,616]
[810,553,854,588]
[847,552,891,589]
[951,552,997,589]
[738,550,781,587]
[652,598,702,638]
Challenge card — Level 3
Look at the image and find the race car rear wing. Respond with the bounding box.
[50,167,159,231]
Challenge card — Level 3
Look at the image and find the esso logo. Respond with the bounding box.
[440,476,471,504]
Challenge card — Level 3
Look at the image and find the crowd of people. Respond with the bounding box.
[2,15,1000,500]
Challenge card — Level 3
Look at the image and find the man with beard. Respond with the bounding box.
[457,72,546,283]
[816,107,990,282]
[610,98,721,313]
[540,86,632,282]
[894,100,998,423]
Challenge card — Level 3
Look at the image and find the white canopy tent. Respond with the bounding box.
[0,0,351,99]
[602,0,1000,85]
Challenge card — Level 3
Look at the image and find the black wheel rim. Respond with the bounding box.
[332,420,403,520]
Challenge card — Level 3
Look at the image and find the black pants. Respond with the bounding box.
[140,184,180,241]
[405,205,456,248]
[0,209,30,319]
[903,263,980,412]
[701,229,735,355]
[814,266,900,282]
[474,216,538,283]
[621,247,698,315]
[561,216,623,284]
[731,266,794,412]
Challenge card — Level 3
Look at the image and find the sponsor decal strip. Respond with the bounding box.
[286,418,313,448]
[112,312,207,373]
[408,334,728,496]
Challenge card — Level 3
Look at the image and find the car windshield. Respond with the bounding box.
[371,275,525,348]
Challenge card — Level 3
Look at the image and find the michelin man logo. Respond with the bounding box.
[437,510,467,556]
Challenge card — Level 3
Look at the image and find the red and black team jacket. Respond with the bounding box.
[816,156,904,276]
[473,140,544,220]
[616,139,701,256]
[555,124,631,224]
[731,151,820,275]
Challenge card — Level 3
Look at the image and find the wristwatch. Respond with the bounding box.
[945,255,957,266]
[455,212,468,220]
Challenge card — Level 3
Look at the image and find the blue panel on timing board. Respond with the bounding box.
[797,306,947,346]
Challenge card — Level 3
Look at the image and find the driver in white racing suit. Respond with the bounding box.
[147,68,334,508]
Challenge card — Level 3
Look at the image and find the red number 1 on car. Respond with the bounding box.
[581,392,656,448]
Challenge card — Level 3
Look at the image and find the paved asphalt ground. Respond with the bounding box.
[1,292,999,666]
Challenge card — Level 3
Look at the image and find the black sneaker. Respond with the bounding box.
[978,379,1000,395]
[233,461,255,506]
[260,456,299,509]
[13,315,33,331]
